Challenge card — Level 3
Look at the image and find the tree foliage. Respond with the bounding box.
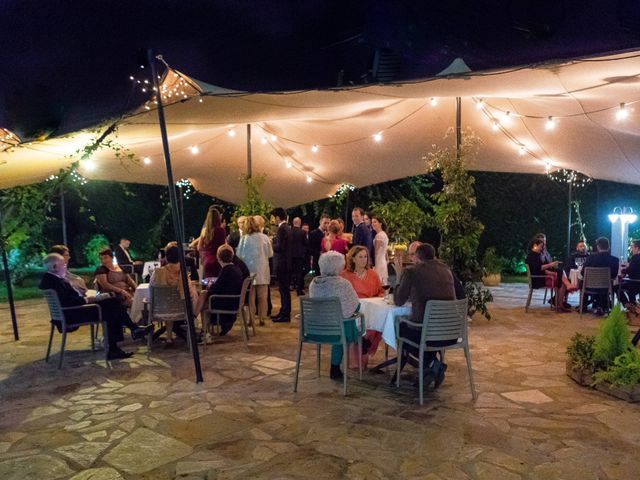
[370,198,429,243]
[232,174,273,230]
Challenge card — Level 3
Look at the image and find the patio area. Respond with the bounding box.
[1,284,639,480]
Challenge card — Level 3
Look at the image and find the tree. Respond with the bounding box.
[232,174,273,231]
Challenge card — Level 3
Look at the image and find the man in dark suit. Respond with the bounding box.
[270,207,292,322]
[352,207,373,262]
[200,245,245,336]
[582,236,619,314]
[39,253,151,360]
[308,214,330,275]
[290,217,308,296]
[619,240,640,305]
[115,238,143,275]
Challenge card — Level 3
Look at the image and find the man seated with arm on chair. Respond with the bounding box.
[394,243,456,388]
[39,253,152,360]
[115,238,143,276]
[581,236,619,315]
[49,244,88,297]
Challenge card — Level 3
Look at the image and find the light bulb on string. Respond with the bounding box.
[270,134,277,141]
[429,97,438,107]
[616,103,629,120]
[261,136,268,145]
[545,159,553,172]
[501,111,512,125]
[198,98,203,103]
[227,129,236,137]
[143,157,152,165]
[545,116,556,130]
[285,160,292,169]
[491,120,500,132]
[306,175,313,183]
[311,144,319,153]
[80,159,96,171]
[475,99,485,110]
[518,145,526,156]
[190,145,199,154]
[373,132,383,142]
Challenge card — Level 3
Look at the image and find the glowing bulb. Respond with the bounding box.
[616,103,629,120]
[373,132,383,142]
[270,134,277,141]
[144,79,149,84]
[129,75,134,80]
[190,145,199,154]
[141,88,147,92]
[198,98,203,103]
[545,116,556,130]
[429,97,438,107]
[518,145,526,156]
[261,136,268,145]
[476,99,484,110]
[306,175,313,183]
[144,105,150,110]
[311,144,319,153]
[545,160,552,172]
[81,159,96,171]
[143,156,152,165]
[491,120,500,131]
[227,129,236,137]
[285,160,292,169]
[501,111,511,124]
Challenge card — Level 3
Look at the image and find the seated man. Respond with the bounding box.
[620,240,640,305]
[115,238,143,276]
[394,243,456,387]
[49,244,88,296]
[582,236,619,315]
[39,253,152,360]
[196,245,245,337]
[565,240,590,273]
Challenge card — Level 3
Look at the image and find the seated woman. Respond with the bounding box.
[309,251,361,380]
[95,248,137,307]
[321,220,349,255]
[342,245,384,358]
[526,238,576,312]
[150,244,199,343]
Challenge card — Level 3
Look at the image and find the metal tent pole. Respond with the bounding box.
[60,185,68,246]
[455,97,462,158]
[148,49,203,383]
[246,124,252,178]
[567,181,572,260]
[0,236,19,341]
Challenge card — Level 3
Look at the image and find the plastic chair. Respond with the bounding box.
[147,285,191,354]
[395,298,476,405]
[203,275,252,346]
[525,264,556,312]
[293,296,364,396]
[580,267,614,318]
[42,289,109,369]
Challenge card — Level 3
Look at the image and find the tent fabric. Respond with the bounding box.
[1,51,639,207]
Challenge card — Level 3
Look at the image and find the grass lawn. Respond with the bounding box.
[501,274,528,284]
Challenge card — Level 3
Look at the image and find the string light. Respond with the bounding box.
[261,136,268,145]
[616,103,629,120]
[227,129,236,137]
[373,132,383,142]
[518,145,527,156]
[544,160,552,172]
[306,175,313,183]
[198,98,203,103]
[545,116,556,130]
[189,145,199,154]
[476,99,485,110]
[501,111,512,125]
[285,160,292,168]
[175,178,194,199]
[311,144,319,153]
[429,97,438,107]
[547,168,592,188]
[491,120,500,131]
[270,134,277,141]
[143,156,152,165]
[330,183,356,198]
[80,159,96,171]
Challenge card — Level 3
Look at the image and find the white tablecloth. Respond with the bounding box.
[129,283,150,322]
[359,297,411,349]
[569,269,580,286]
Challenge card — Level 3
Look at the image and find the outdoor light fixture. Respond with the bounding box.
[189,145,199,154]
[475,99,484,109]
[80,159,96,171]
[261,136,268,145]
[227,129,236,137]
[306,175,313,183]
[609,206,637,260]
[285,160,292,168]
[608,206,637,224]
[545,116,556,130]
[143,156,151,165]
[491,120,500,131]
[429,97,438,106]
[311,144,319,153]
[270,134,277,141]
[616,103,629,120]
[373,132,383,142]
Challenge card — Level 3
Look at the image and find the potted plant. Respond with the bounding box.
[565,333,596,386]
[481,247,505,286]
[593,349,640,402]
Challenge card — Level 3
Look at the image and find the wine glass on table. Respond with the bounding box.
[382,285,391,303]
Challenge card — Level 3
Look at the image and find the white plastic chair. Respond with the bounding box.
[395,298,476,405]
[203,275,253,346]
[293,296,364,396]
[580,267,614,318]
[42,289,108,368]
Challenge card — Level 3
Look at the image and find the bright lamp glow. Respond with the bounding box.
[189,145,199,154]
[270,134,277,141]
[429,97,438,107]
[261,136,268,145]
[373,132,383,142]
[616,103,629,120]
[545,116,556,130]
[476,99,484,110]
[227,129,236,137]
[311,144,319,153]
[285,160,292,168]
[306,175,313,183]
[80,159,96,171]
[143,156,152,165]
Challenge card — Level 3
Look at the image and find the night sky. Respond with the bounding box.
[2,0,639,139]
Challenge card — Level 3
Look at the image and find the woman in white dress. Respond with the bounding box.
[236,216,273,325]
[371,214,389,286]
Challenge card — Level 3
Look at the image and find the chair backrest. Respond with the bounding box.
[239,275,252,307]
[420,298,469,344]
[582,267,612,290]
[42,289,65,323]
[299,296,346,340]
[150,284,186,319]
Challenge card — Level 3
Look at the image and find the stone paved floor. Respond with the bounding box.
[1,285,640,479]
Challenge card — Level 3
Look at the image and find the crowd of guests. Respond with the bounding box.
[525,232,640,315]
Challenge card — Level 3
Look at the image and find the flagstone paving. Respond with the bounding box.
[1,285,640,479]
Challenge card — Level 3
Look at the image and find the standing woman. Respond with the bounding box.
[321,220,349,255]
[371,214,389,286]
[236,216,273,326]
[198,206,227,279]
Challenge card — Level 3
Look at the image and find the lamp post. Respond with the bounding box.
[608,207,637,261]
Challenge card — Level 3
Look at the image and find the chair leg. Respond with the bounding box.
[241,310,249,344]
[357,336,362,381]
[102,321,110,365]
[385,344,389,362]
[58,328,68,369]
[396,340,403,388]
[418,349,424,406]
[543,287,548,304]
[247,305,256,336]
[579,290,584,319]
[293,341,303,392]
[464,346,478,400]
[316,344,321,377]
[45,324,55,363]
[90,324,96,352]
[343,343,348,396]
[525,287,533,312]
[147,320,153,358]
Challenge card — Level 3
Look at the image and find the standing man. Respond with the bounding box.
[270,208,292,322]
[308,214,330,275]
[290,217,308,296]
[352,207,373,262]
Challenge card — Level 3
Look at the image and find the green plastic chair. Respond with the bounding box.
[293,296,364,396]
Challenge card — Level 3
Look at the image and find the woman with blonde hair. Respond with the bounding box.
[321,220,349,255]
[197,206,227,279]
[236,215,273,325]
[341,245,384,298]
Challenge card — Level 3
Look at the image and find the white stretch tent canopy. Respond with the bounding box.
[1,50,640,207]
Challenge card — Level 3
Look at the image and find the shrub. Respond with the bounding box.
[594,304,631,367]
[82,234,111,267]
[482,247,506,275]
[465,282,493,320]
[594,349,640,387]
[566,333,596,371]
[370,198,429,244]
